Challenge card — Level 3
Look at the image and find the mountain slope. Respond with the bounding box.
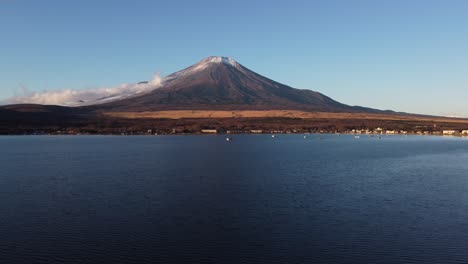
[92,56,364,112]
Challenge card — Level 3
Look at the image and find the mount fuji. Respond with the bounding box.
[88,56,376,113]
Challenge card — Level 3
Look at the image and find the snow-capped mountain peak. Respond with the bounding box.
[191,56,241,71]
[202,56,239,67]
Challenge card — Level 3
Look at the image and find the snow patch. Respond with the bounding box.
[162,56,243,83]
[203,56,239,67]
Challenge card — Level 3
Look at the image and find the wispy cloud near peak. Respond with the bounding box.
[2,73,163,106]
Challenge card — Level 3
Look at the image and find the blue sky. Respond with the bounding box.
[1,0,468,116]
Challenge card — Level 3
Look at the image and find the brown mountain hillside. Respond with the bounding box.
[91,56,378,113]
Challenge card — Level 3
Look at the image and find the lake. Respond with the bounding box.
[1,135,468,263]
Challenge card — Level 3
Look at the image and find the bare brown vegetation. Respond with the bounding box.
[105,110,468,124]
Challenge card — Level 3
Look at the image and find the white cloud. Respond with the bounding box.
[3,73,163,106]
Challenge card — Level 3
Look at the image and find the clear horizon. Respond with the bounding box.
[1,0,468,117]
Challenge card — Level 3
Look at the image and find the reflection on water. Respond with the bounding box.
[0,135,468,264]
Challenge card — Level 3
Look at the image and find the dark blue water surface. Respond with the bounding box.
[1,135,468,264]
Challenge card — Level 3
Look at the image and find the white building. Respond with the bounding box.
[462,130,468,135]
[443,130,456,135]
[374,127,383,134]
